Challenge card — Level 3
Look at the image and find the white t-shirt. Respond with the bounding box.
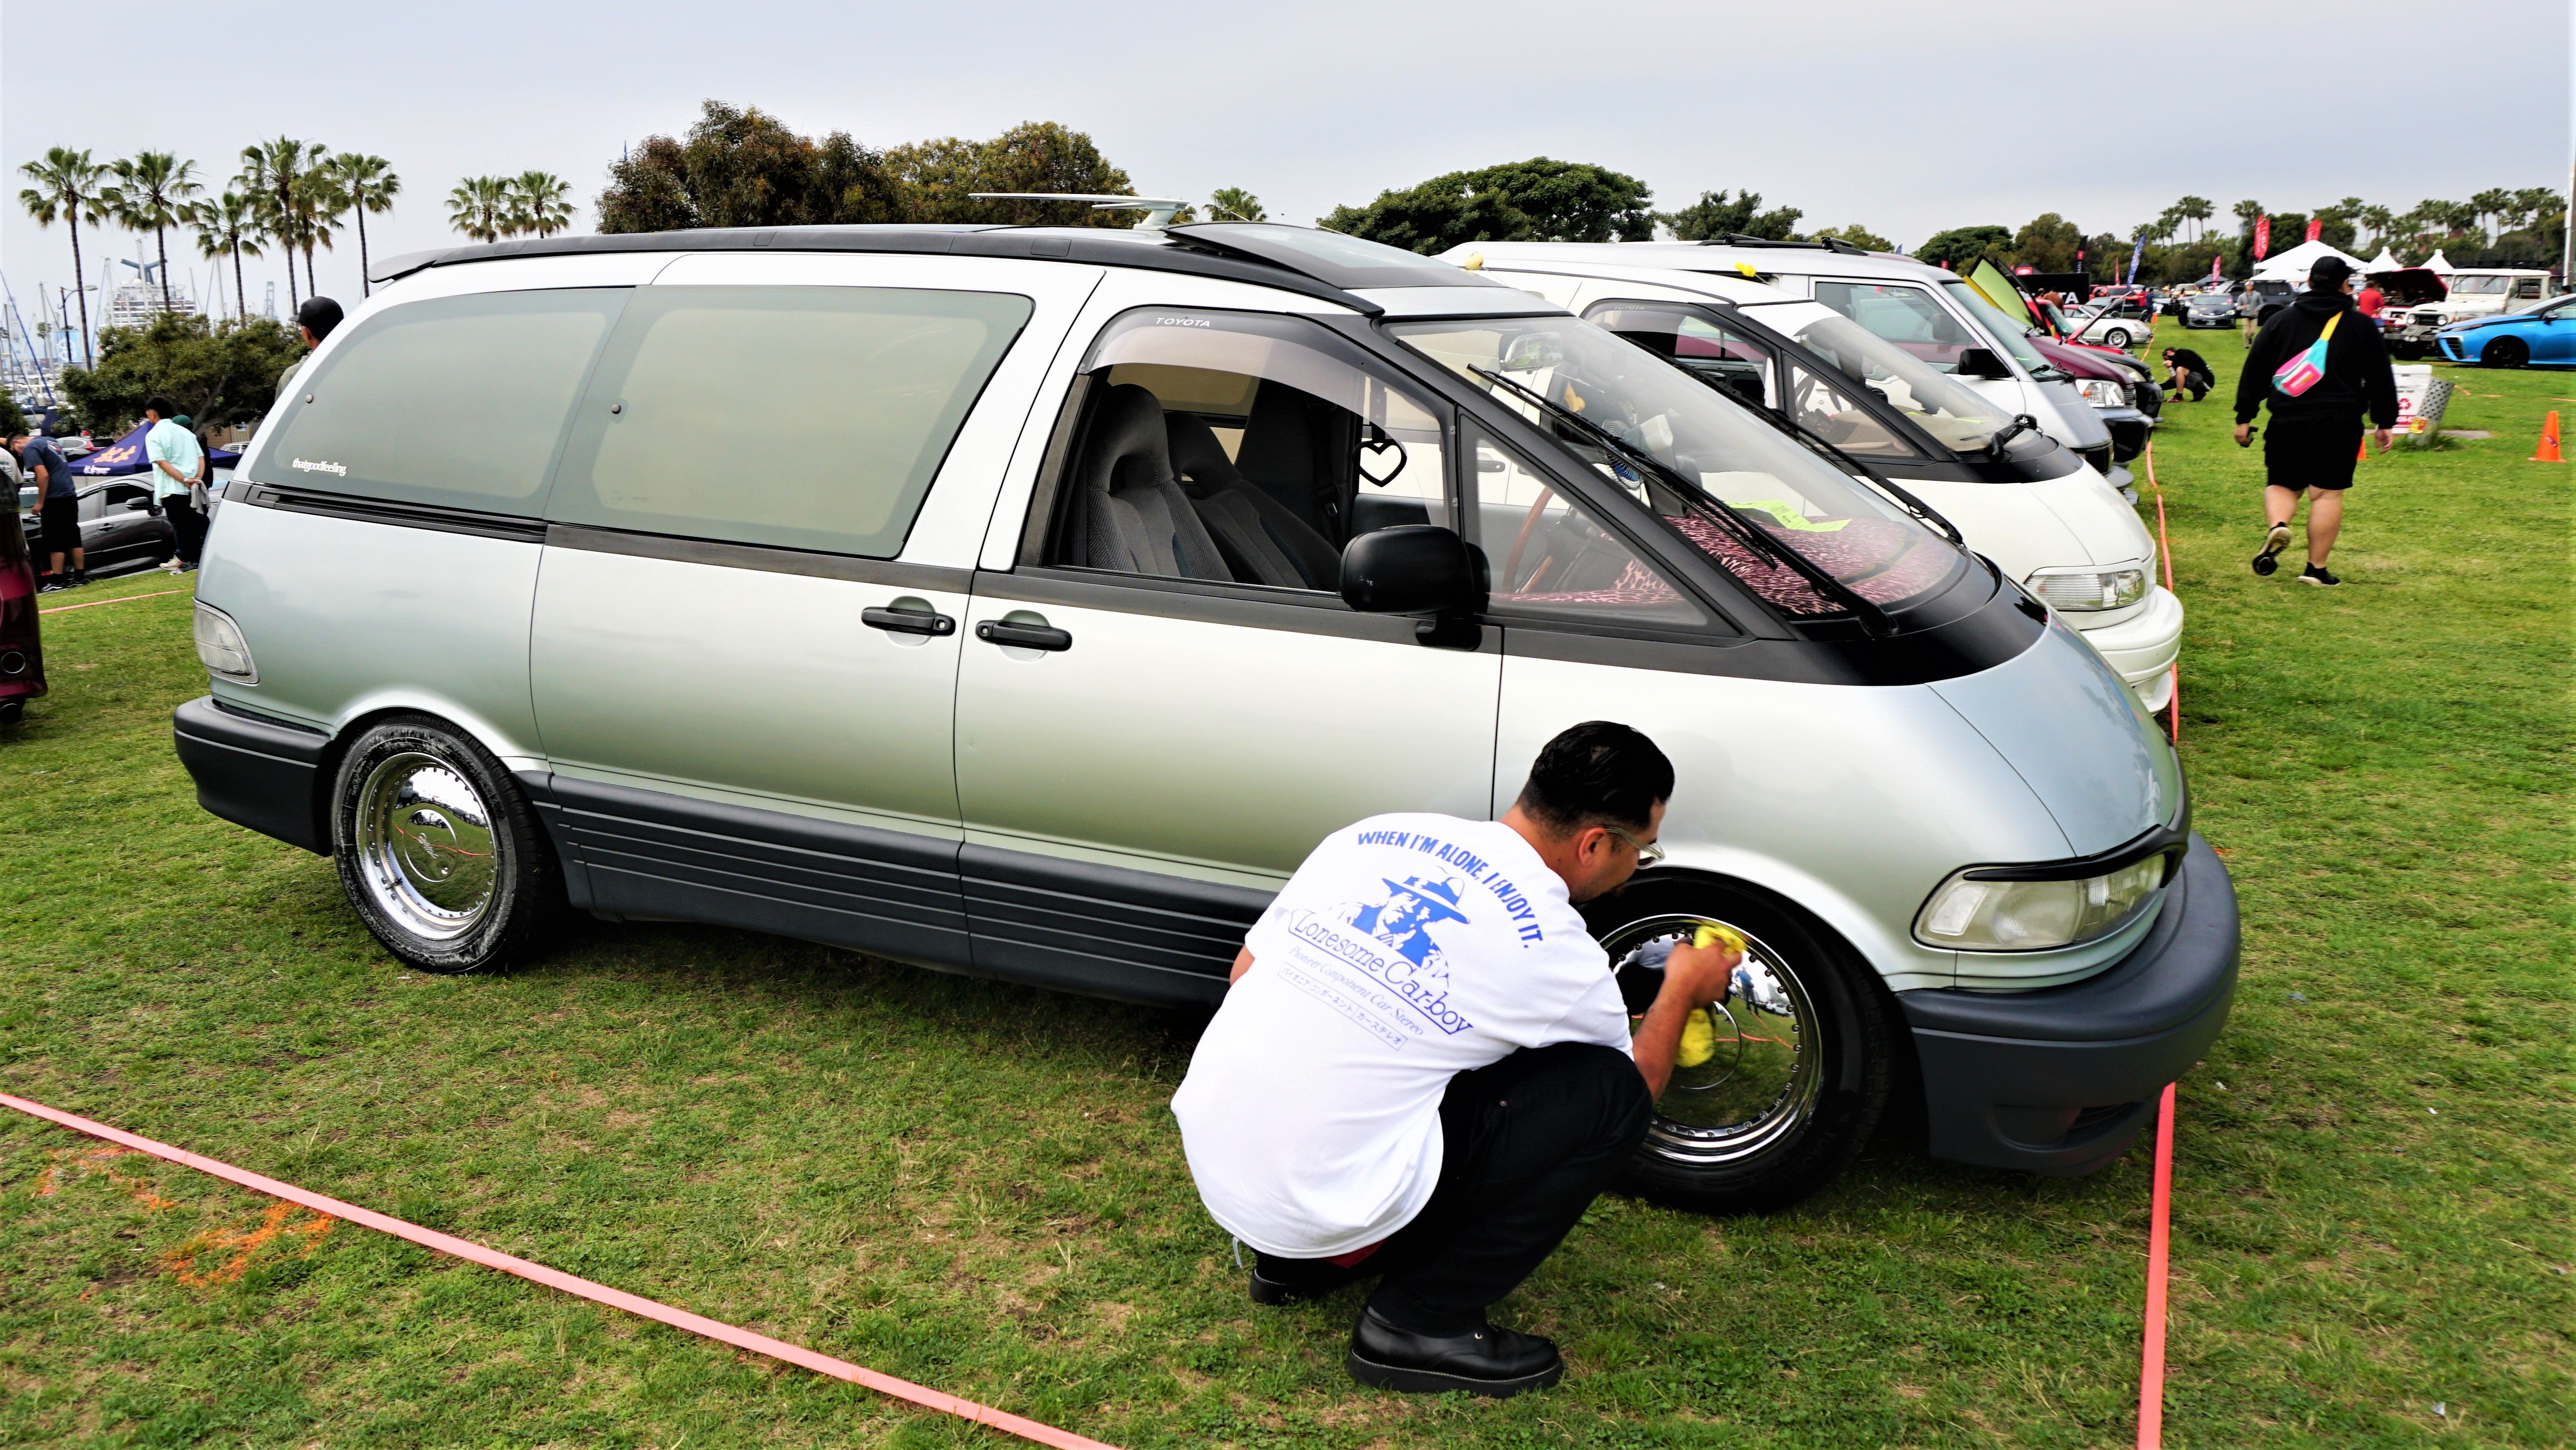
[1170,813,1632,1258]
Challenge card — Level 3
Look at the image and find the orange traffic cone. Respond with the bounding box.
[2535,410,2564,462]
[2357,434,2369,462]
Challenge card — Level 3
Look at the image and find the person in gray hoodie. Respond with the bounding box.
[2234,255,2399,587]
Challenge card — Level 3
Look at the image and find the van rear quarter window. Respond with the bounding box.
[548,286,1033,558]
[260,289,627,513]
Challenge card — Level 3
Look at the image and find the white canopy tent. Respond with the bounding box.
[2363,247,2405,273]
[2421,249,2456,275]
[2251,237,2374,283]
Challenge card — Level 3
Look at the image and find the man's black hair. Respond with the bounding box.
[1514,721,1674,835]
[297,295,344,341]
[144,395,176,418]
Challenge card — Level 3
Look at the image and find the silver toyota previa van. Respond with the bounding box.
[176,223,2237,1212]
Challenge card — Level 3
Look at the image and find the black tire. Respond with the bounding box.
[0,699,21,725]
[1583,875,1898,1214]
[330,713,563,974]
[2483,336,2529,369]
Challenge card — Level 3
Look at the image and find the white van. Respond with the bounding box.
[1454,258,2181,710]
[1440,241,2124,486]
[177,223,2236,1207]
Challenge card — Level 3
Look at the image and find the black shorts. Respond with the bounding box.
[40,494,81,554]
[2262,414,2363,493]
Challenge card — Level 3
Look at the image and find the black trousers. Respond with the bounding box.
[1261,1041,1652,1335]
[168,499,208,564]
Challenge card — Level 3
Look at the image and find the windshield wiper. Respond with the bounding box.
[1666,364,1968,549]
[1983,413,2038,459]
[1469,366,1894,634]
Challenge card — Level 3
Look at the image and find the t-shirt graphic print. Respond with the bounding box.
[1171,814,1630,1257]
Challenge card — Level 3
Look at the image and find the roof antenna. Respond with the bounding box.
[970,193,1192,233]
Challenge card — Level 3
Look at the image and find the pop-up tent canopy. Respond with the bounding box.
[67,421,241,479]
[2364,247,2404,273]
[2421,249,2456,275]
[2250,237,2373,284]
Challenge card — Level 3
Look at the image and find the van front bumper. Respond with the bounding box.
[1895,832,2239,1176]
[2071,585,2183,711]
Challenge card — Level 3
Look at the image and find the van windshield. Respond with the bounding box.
[1937,280,2062,378]
[1392,314,1969,621]
[1738,301,2015,453]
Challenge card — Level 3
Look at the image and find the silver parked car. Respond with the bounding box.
[176,222,2237,1211]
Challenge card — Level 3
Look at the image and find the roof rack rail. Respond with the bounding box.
[1698,234,1871,256]
[969,193,1192,232]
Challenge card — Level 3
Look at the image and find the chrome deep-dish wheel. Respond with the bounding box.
[332,715,562,974]
[1604,913,1823,1167]
[354,752,498,941]
[1584,877,1897,1214]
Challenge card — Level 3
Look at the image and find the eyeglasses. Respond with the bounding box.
[1604,824,1665,867]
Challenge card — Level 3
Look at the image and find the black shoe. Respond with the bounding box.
[2252,522,2291,576]
[1346,1307,1564,1397]
[2298,564,2341,587]
[1250,1257,1370,1306]
[71,570,90,586]
[36,579,65,594]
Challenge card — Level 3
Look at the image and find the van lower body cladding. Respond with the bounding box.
[2075,587,2185,713]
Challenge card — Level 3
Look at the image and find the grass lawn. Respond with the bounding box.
[2,326,2567,1448]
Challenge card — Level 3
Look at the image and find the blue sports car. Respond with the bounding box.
[2437,296,2576,368]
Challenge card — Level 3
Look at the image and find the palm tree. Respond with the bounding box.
[505,171,575,237]
[195,191,264,324]
[1209,187,1266,223]
[17,147,111,367]
[2174,195,2213,244]
[324,153,400,294]
[289,167,344,299]
[2357,204,2397,250]
[104,151,205,315]
[446,176,511,242]
[2469,188,2512,244]
[239,137,327,311]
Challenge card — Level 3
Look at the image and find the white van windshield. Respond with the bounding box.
[1392,314,1969,621]
[1738,301,2014,452]
[1937,280,2060,376]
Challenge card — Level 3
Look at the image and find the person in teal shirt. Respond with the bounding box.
[143,396,208,572]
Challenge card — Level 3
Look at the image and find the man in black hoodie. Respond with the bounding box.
[2235,256,2398,587]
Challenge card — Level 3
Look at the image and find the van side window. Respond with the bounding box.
[1467,427,1707,629]
[259,289,625,514]
[1811,282,1978,372]
[549,287,1033,557]
[1589,304,1775,410]
[1037,309,1452,592]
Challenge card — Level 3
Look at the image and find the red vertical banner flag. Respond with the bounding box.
[2306,217,2324,242]
[2254,215,2271,259]
[2210,253,2223,281]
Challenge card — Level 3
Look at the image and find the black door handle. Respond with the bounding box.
[862,606,956,637]
[975,619,1073,651]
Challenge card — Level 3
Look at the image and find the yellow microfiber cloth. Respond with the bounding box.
[1673,924,1748,1069]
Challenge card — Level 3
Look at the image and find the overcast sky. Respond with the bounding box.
[6,0,2567,344]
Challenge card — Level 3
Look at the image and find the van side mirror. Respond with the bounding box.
[1955,347,2012,380]
[1340,525,1487,648]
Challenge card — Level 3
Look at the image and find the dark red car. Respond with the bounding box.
[0,499,45,724]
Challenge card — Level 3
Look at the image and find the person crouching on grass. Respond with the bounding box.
[1171,721,1738,1397]
[2236,255,2398,588]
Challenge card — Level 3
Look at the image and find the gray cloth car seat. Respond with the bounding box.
[1165,412,1342,591]
[1072,384,1232,582]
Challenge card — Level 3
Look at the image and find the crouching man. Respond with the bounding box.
[1170,721,1738,1397]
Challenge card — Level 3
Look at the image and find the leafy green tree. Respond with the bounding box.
[448,176,511,241]
[506,171,575,237]
[1207,187,1265,222]
[2356,204,2396,250]
[888,121,1137,226]
[194,192,264,323]
[1321,177,1530,254]
[598,101,906,231]
[2007,213,2082,272]
[1914,224,2010,270]
[324,153,400,294]
[105,152,204,314]
[2308,200,2358,252]
[1459,159,1654,242]
[17,148,111,368]
[238,138,329,310]
[1803,223,1893,252]
[0,390,26,441]
[59,313,302,437]
[1661,189,1800,241]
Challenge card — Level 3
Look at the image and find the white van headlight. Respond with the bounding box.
[2026,566,2149,612]
[2075,378,2129,407]
[193,602,257,683]
[1916,853,2169,951]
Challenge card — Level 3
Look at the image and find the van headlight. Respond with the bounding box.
[2026,566,2149,612]
[2075,378,2129,407]
[193,601,257,683]
[1915,853,2169,951]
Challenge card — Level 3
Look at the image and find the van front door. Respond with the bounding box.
[952,300,1500,1003]
[528,258,1081,970]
